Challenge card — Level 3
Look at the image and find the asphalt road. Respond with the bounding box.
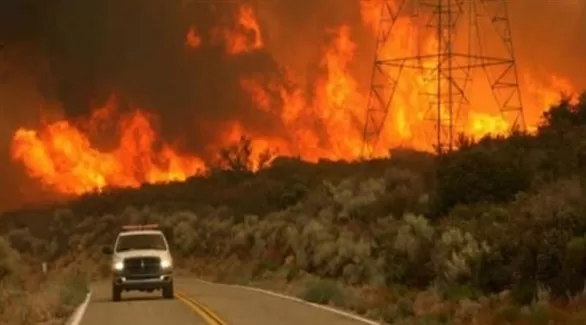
[77,278,376,325]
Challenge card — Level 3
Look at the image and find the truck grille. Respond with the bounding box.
[123,257,160,274]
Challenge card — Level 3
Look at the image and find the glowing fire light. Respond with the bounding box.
[9,2,580,196]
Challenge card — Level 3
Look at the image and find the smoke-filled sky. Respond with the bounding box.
[0,0,584,211]
[2,0,285,145]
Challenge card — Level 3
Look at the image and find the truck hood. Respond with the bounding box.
[113,250,171,261]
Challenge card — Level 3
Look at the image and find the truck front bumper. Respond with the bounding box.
[113,271,173,291]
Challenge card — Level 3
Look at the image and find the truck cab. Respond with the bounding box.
[102,224,174,301]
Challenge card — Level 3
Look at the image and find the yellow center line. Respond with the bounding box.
[176,291,229,325]
[176,293,217,324]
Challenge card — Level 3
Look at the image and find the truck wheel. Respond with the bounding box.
[112,286,122,302]
[162,283,174,299]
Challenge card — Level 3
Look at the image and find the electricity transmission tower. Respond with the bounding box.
[361,0,526,156]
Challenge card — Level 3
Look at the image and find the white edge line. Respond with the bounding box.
[68,290,92,325]
[195,279,381,325]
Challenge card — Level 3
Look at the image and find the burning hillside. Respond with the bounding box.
[0,0,583,199]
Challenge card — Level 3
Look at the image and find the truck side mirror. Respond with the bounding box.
[102,246,113,255]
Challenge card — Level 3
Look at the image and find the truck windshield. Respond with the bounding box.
[115,233,167,252]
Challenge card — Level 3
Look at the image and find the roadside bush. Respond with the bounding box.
[324,177,386,222]
[299,279,346,306]
[510,179,586,298]
[433,227,491,285]
[382,166,428,217]
[0,236,90,324]
[55,268,90,317]
[433,139,533,216]
[384,214,435,287]
[5,228,43,256]
[0,236,21,281]
[171,210,200,254]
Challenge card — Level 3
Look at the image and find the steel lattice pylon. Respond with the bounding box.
[361,0,526,156]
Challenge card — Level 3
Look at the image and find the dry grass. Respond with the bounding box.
[0,237,89,325]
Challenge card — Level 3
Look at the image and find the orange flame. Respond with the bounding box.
[186,26,202,48]
[9,1,581,196]
[11,96,204,195]
[357,0,578,147]
[212,4,264,54]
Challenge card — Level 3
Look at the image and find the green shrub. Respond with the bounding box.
[0,237,21,281]
[565,236,586,271]
[441,283,482,301]
[324,177,386,222]
[383,166,428,217]
[299,279,345,306]
[286,265,300,282]
[492,305,522,324]
[524,304,554,325]
[389,214,435,287]
[511,179,586,297]
[433,140,533,216]
[171,211,200,254]
[59,270,89,309]
[433,227,490,285]
[511,279,537,305]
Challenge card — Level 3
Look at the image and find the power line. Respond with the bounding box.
[361,0,526,156]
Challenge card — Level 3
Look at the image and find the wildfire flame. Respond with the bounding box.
[211,4,264,54]
[186,26,202,48]
[11,96,205,195]
[9,1,580,196]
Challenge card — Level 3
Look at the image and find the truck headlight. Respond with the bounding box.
[113,261,124,271]
[161,259,172,269]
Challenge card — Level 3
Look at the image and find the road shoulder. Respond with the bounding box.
[66,291,93,325]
